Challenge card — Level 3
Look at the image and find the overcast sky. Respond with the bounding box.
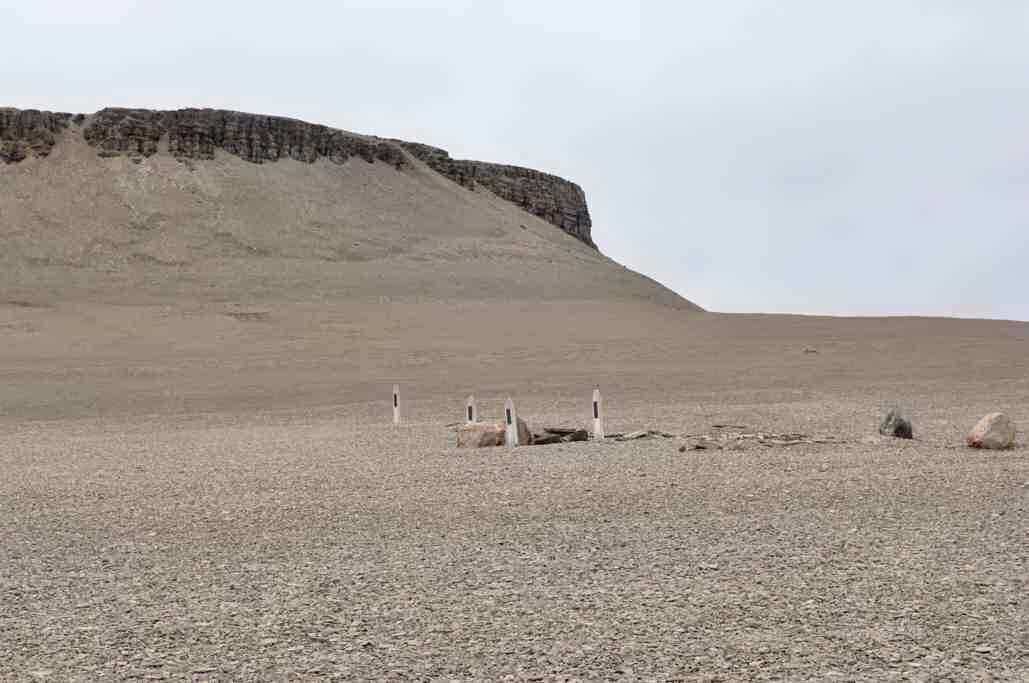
[5,1,1028,319]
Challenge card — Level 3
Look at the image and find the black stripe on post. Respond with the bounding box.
[394,394,398,408]
[506,408,512,425]
[468,405,474,421]
[593,401,599,419]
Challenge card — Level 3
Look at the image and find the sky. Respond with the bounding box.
[4,1,1028,319]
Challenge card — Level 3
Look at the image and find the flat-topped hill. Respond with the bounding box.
[0,107,699,309]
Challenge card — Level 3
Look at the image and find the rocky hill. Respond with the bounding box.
[0,106,698,309]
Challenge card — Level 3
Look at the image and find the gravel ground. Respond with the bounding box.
[2,304,1027,679]
[2,398,1026,681]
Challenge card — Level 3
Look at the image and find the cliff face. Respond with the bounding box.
[0,108,78,163]
[397,142,594,248]
[0,107,595,248]
[82,108,407,168]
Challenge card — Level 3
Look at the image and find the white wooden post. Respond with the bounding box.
[393,384,400,425]
[466,395,477,424]
[592,388,604,440]
[504,397,519,447]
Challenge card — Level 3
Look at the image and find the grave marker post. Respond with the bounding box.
[592,388,604,440]
[504,397,519,448]
[466,395,477,424]
[393,384,401,425]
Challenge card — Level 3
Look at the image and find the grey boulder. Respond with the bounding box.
[879,409,913,439]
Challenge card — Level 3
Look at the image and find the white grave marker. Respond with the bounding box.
[504,397,519,447]
[466,395,477,424]
[393,384,401,425]
[592,388,605,440]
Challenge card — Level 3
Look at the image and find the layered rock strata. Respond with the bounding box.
[398,141,594,248]
[0,108,77,163]
[82,108,406,167]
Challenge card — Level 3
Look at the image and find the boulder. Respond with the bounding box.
[457,422,505,448]
[967,413,1016,450]
[458,418,533,448]
[879,408,913,439]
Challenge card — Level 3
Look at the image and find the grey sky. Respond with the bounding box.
[5,1,1028,319]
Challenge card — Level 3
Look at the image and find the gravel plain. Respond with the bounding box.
[2,303,1027,680]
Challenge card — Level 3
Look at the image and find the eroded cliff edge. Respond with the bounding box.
[396,142,594,248]
[0,107,594,248]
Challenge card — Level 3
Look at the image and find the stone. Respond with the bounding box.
[457,422,505,449]
[966,413,1015,450]
[879,408,913,439]
[514,417,533,447]
[532,433,563,446]
[531,426,589,446]
[564,429,589,442]
[541,426,578,436]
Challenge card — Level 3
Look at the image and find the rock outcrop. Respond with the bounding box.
[0,106,596,247]
[398,141,594,248]
[0,108,77,163]
[82,108,407,168]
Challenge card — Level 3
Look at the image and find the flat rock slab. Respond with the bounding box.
[532,428,589,445]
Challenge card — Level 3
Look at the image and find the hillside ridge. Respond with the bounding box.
[1,106,594,248]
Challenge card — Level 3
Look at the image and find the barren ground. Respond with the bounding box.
[1,302,1027,680]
